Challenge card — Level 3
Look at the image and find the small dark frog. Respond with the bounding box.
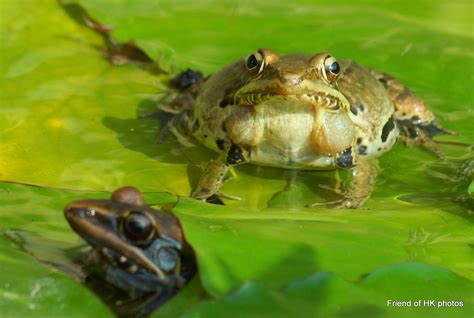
[165,49,454,208]
[64,186,196,316]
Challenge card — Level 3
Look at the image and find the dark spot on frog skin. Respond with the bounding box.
[407,127,418,138]
[378,77,388,87]
[169,69,203,90]
[377,73,393,88]
[221,122,227,132]
[396,88,411,101]
[191,119,200,133]
[411,115,420,122]
[219,99,230,108]
[356,138,362,145]
[199,187,210,194]
[350,104,358,115]
[216,139,225,150]
[377,147,382,151]
[358,103,365,112]
[381,116,395,142]
[227,144,246,165]
[336,147,354,168]
[358,145,367,155]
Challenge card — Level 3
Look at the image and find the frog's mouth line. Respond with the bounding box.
[235,92,343,111]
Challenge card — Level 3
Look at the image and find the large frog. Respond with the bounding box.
[64,187,196,316]
[166,49,452,208]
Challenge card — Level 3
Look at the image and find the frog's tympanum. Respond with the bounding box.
[64,187,196,317]
[167,49,453,208]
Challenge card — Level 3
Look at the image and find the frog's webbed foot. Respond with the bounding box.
[307,196,368,209]
[169,69,204,91]
[307,199,343,208]
[308,159,377,209]
[162,69,204,113]
[151,69,204,123]
[399,122,454,159]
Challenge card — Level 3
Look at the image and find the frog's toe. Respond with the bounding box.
[317,184,346,196]
[216,191,242,201]
[192,189,241,202]
[307,199,343,208]
[333,198,364,209]
[307,196,366,209]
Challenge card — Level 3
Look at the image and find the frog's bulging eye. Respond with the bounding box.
[329,61,340,75]
[246,51,265,76]
[247,55,258,69]
[123,212,155,242]
[323,55,340,83]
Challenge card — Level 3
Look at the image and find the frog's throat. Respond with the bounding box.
[65,202,167,280]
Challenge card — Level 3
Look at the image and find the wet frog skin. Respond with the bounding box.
[64,187,196,316]
[166,49,452,208]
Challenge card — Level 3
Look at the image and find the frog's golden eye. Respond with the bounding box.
[323,55,340,83]
[123,211,155,242]
[246,51,265,76]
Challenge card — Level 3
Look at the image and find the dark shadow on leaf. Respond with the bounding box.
[101,115,191,165]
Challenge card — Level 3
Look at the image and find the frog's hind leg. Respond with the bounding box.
[158,110,196,147]
[162,69,205,114]
[157,69,205,143]
[308,155,377,209]
[371,70,455,159]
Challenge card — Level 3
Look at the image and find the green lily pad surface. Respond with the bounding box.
[0,0,473,317]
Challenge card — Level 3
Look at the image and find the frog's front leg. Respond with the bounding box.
[334,158,377,209]
[370,70,455,158]
[191,144,249,200]
[309,149,377,209]
[192,106,263,200]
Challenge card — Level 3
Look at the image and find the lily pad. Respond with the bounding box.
[182,264,473,318]
[174,197,474,296]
